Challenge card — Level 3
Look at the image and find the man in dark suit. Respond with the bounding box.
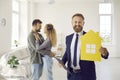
[61,13,109,80]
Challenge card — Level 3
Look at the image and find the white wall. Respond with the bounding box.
[29,0,120,57]
[0,0,120,57]
[19,1,28,46]
[35,0,99,35]
[0,0,12,55]
[103,0,120,57]
[113,0,120,57]
[32,0,100,52]
[0,0,30,56]
[27,1,36,32]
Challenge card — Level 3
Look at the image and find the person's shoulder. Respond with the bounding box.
[28,32,33,37]
[45,38,51,42]
[41,38,50,44]
[66,33,74,38]
[65,33,74,40]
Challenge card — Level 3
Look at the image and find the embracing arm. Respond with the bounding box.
[36,38,51,55]
[37,49,51,56]
[34,33,55,57]
[36,38,50,50]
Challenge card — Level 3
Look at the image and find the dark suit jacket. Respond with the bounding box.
[62,31,109,80]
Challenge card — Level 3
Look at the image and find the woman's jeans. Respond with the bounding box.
[31,63,43,80]
[43,55,53,80]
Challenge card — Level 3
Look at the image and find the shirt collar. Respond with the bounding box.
[74,30,83,36]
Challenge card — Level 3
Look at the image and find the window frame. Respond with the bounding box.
[11,0,20,48]
[99,3,113,44]
[86,44,96,54]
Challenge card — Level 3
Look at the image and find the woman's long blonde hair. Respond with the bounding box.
[44,24,57,47]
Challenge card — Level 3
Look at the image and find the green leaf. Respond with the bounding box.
[7,55,19,68]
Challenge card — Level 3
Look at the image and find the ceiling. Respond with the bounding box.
[18,0,112,3]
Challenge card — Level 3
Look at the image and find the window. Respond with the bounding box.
[99,3,112,43]
[11,0,20,48]
[11,0,28,48]
[86,44,96,54]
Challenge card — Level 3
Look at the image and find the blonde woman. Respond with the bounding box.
[35,24,57,80]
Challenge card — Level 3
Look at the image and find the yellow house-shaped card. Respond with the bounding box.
[80,30,102,61]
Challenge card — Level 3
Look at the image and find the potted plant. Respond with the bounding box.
[7,55,19,68]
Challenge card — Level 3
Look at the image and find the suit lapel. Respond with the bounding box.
[66,34,74,64]
[67,31,86,63]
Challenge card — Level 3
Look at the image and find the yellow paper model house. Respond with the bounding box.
[80,30,102,61]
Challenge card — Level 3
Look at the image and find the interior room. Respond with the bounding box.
[0,0,120,80]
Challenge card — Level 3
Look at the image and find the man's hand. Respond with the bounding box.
[99,47,108,56]
[49,52,55,57]
[58,63,63,67]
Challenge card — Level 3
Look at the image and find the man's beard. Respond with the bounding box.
[36,29,40,32]
[73,25,83,33]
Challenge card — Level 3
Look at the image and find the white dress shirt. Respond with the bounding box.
[70,31,83,69]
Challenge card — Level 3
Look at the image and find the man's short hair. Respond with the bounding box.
[72,13,84,20]
[32,19,42,26]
